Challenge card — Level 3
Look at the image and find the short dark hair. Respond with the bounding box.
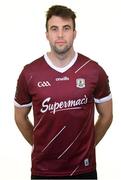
[46,5,76,31]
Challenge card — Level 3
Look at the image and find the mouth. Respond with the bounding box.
[55,41,66,44]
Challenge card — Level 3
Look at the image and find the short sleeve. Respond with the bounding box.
[14,68,32,107]
[94,65,112,104]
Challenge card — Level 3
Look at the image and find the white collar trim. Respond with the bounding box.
[44,52,78,73]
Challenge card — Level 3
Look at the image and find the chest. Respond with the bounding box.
[27,67,98,103]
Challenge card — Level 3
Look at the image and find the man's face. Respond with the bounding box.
[46,16,76,55]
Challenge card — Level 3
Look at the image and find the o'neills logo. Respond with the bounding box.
[40,95,88,114]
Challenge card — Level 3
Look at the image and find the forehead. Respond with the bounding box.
[47,15,73,27]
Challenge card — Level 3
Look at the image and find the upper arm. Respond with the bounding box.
[14,68,32,106]
[14,67,32,121]
[14,106,31,122]
[94,63,111,103]
[95,99,113,121]
[93,63,113,121]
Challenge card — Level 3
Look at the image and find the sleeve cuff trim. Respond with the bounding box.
[94,93,112,104]
[14,100,32,107]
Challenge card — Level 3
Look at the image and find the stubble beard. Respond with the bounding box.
[51,43,73,55]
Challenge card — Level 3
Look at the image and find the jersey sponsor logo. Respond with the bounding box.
[76,78,85,88]
[40,95,88,114]
[56,76,69,81]
[37,81,51,88]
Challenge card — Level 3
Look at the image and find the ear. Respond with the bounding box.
[45,31,49,40]
[74,30,77,39]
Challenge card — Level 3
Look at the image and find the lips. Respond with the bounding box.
[56,41,65,43]
[55,41,66,45]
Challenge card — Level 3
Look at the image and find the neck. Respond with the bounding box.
[47,49,75,68]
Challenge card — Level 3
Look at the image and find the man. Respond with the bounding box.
[14,5,113,179]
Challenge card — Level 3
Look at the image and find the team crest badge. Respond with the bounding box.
[76,78,85,88]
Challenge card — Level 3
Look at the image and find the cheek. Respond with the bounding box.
[46,33,55,41]
[46,33,49,41]
[67,34,75,42]
[66,32,75,39]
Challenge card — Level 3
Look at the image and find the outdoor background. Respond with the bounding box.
[0,0,121,180]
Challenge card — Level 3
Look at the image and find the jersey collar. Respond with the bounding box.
[44,52,78,73]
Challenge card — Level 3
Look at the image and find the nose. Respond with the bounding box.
[58,29,64,38]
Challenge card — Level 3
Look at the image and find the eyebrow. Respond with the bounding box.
[63,25,72,29]
[49,25,58,29]
[49,24,72,29]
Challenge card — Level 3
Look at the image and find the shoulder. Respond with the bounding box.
[18,56,46,80]
[20,55,46,75]
[77,53,105,73]
[24,55,45,70]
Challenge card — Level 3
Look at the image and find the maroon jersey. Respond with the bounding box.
[14,53,111,176]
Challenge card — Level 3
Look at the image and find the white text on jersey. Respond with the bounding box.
[37,81,51,88]
[40,95,88,114]
[56,76,69,81]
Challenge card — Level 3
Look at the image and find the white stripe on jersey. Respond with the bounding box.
[94,93,112,104]
[75,59,92,74]
[33,114,45,131]
[41,126,66,153]
[70,165,80,176]
[57,130,83,159]
[50,107,82,113]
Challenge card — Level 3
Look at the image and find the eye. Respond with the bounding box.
[51,26,58,31]
[64,26,71,31]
